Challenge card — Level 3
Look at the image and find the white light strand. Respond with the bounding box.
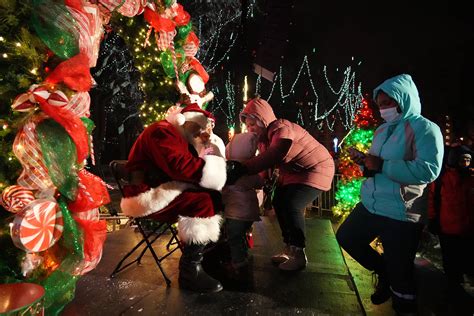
[206,32,238,72]
[255,74,261,95]
[207,40,362,133]
[260,55,363,131]
[297,108,304,126]
[267,73,278,101]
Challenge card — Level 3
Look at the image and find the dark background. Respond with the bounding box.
[241,0,474,132]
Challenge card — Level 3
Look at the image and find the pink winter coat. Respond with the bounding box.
[240,98,335,191]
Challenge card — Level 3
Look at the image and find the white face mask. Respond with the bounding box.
[380,107,401,122]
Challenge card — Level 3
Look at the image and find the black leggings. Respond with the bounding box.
[336,203,423,299]
[272,184,321,248]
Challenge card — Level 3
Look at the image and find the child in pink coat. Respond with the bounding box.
[222,133,264,269]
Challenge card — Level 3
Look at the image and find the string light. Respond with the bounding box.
[212,55,363,132]
[243,75,248,102]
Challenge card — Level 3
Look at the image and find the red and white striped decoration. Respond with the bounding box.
[97,0,121,12]
[156,30,176,51]
[67,4,102,67]
[13,116,53,191]
[118,0,146,17]
[72,208,100,222]
[77,248,103,275]
[11,199,63,253]
[0,185,36,213]
[99,0,145,17]
[62,92,91,118]
[45,90,69,107]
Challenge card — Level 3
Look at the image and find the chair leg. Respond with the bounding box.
[136,222,172,286]
[135,222,167,264]
[110,221,182,287]
[166,224,183,252]
[110,237,148,278]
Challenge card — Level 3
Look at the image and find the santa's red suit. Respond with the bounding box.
[120,109,226,246]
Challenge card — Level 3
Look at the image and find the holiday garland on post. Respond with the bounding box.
[332,98,378,218]
[0,0,215,314]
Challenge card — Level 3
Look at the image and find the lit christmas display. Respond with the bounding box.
[212,56,364,132]
[0,1,217,314]
[113,16,177,127]
[113,0,247,125]
[332,98,378,217]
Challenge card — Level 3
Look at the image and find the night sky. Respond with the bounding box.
[248,1,474,131]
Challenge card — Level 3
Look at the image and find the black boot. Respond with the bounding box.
[371,271,391,305]
[179,244,223,293]
[392,295,417,316]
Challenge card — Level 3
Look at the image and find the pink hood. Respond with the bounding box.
[240,98,277,128]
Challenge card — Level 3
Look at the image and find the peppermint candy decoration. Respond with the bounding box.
[0,185,35,213]
[46,90,69,107]
[11,86,69,112]
[11,199,63,253]
[11,85,47,112]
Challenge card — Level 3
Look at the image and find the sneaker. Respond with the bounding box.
[271,244,291,264]
[371,272,391,305]
[278,246,307,271]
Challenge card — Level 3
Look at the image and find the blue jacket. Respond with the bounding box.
[361,74,444,222]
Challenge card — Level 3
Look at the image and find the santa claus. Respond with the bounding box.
[120,103,226,293]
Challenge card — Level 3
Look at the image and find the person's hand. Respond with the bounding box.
[200,146,215,157]
[365,154,383,171]
[226,160,247,185]
[347,147,366,165]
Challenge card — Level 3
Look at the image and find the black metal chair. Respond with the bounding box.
[108,160,182,286]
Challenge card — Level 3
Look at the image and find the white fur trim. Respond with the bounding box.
[200,155,226,191]
[182,111,208,128]
[120,181,195,218]
[177,214,223,245]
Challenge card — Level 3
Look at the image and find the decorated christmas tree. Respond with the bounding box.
[332,98,378,218]
[111,15,179,126]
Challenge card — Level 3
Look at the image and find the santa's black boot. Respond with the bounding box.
[179,243,223,293]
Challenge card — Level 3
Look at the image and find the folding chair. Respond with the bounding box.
[108,160,182,286]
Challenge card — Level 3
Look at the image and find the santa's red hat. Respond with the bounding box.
[167,103,215,128]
